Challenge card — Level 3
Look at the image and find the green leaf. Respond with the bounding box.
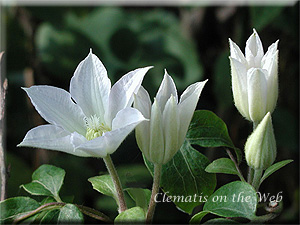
[187,110,235,149]
[204,181,257,220]
[144,141,216,214]
[125,188,151,212]
[190,211,210,224]
[88,175,117,200]
[203,218,239,224]
[58,204,83,224]
[114,206,145,223]
[205,158,239,175]
[260,160,293,184]
[22,164,65,200]
[40,209,60,224]
[21,181,53,197]
[0,197,40,222]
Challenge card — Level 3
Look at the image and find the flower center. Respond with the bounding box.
[85,115,111,140]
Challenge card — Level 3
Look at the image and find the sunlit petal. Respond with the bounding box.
[23,86,86,135]
[18,125,90,157]
[70,50,111,123]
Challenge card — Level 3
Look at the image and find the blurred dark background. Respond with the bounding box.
[1,3,299,224]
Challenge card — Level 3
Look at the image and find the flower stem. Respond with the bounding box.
[247,167,254,184]
[103,155,127,213]
[146,163,162,224]
[252,168,263,191]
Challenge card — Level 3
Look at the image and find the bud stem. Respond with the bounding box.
[146,163,162,224]
[103,155,127,213]
[247,167,254,184]
[252,168,263,191]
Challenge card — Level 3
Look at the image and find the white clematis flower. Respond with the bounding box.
[229,29,279,124]
[18,50,152,158]
[134,70,207,165]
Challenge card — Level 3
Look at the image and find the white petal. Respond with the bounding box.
[177,80,207,147]
[70,50,111,123]
[133,86,152,119]
[245,29,264,67]
[229,57,249,119]
[262,40,279,68]
[265,51,279,113]
[155,70,178,111]
[77,118,144,157]
[107,66,152,125]
[262,40,279,76]
[23,86,86,135]
[247,68,268,123]
[149,98,165,164]
[133,86,151,159]
[112,107,146,130]
[229,38,247,65]
[18,125,90,157]
[162,95,179,164]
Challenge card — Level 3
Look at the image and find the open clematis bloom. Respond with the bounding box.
[229,29,279,124]
[18,50,152,158]
[134,70,207,165]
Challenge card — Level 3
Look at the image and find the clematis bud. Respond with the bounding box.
[245,112,276,170]
[229,29,279,124]
[134,70,207,165]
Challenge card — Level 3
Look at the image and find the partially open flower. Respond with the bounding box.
[229,29,279,124]
[18,50,151,158]
[134,70,207,165]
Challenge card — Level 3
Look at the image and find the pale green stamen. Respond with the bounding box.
[85,115,111,140]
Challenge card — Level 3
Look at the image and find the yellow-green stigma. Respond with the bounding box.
[85,115,111,141]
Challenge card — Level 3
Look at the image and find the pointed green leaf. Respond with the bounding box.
[186,110,235,149]
[58,204,83,224]
[88,175,117,200]
[125,188,151,212]
[0,197,40,222]
[21,181,53,197]
[144,142,216,214]
[260,160,293,184]
[205,158,239,175]
[114,206,145,223]
[204,181,257,220]
[190,211,210,224]
[22,164,65,200]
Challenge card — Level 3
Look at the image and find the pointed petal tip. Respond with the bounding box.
[21,87,29,92]
[16,142,22,147]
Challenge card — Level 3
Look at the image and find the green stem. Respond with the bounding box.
[103,155,127,213]
[252,169,263,191]
[75,204,112,223]
[247,167,254,184]
[146,163,162,224]
[13,201,113,224]
[13,202,64,224]
[226,149,245,182]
